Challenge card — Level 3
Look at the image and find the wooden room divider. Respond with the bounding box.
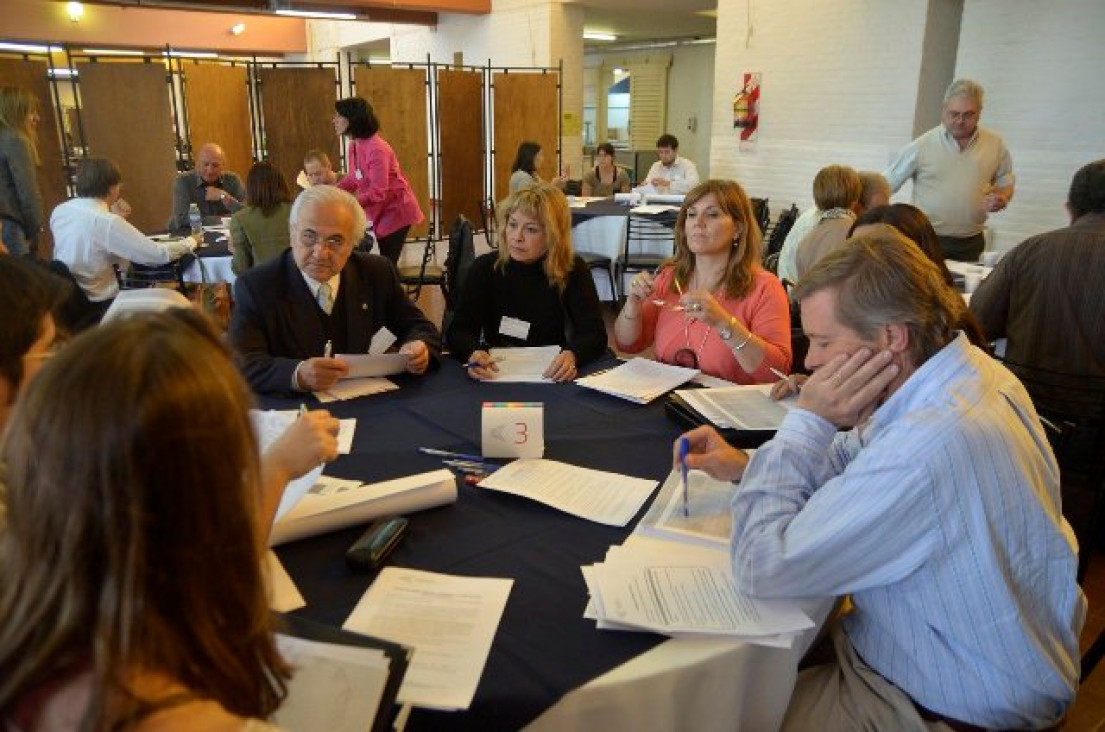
[437,67,485,232]
[179,61,253,184]
[491,71,559,203]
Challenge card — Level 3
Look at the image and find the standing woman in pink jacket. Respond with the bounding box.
[333,96,424,265]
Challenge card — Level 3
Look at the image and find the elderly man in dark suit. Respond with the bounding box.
[229,185,439,395]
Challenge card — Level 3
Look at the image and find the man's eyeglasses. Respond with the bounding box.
[298,229,350,251]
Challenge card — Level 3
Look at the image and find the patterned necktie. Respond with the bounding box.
[317,282,333,315]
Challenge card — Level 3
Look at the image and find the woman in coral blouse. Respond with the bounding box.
[333,96,424,265]
[614,179,792,384]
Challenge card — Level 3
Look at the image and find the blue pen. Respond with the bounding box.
[678,436,690,518]
[419,447,487,463]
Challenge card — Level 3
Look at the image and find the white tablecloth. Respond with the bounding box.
[572,214,675,301]
[526,596,833,731]
[184,253,236,286]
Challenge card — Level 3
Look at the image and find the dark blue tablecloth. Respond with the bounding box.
[268,355,683,730]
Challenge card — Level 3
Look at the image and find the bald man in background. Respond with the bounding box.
[168,142,246,233]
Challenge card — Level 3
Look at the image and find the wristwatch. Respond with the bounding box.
[718,316,737,341]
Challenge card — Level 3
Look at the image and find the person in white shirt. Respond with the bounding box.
[641,134,699,195]
[50,156,195,311]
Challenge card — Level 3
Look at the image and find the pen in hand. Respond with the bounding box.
[464,356,505,370]
[678,436,690,518]
[769,367,800,393]
[324,340,333,359]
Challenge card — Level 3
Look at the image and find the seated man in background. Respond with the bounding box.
[678,231,1083,730]
[229,185,440,395]
[791,165,862,280]
[301,148,339,188]
[641,133,699,195]
[168,142,245,232]
[970,159,1105,408]
[51,156,195,321]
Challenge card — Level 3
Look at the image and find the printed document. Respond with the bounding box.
[477,458,658,527]
[636,467,751,548]
[676,384,794,430]
[272,634,392,732]
[315,377,398,403]
[338,352,409,379]
[575,357,699,404]
[250,409,326,522]
[486,346,561,382]
[343,569,513,710]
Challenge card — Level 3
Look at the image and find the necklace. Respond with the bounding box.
[673,319,711,369]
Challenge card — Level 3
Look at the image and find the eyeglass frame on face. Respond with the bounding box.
[297,228,351,251]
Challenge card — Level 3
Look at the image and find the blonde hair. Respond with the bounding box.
[495,183,575,290]
[0,310,289,726]
[669,179,763,299]
[812,165,861,211]
[0,86,40,164]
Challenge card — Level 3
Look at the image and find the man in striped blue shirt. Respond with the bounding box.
[679,231,1084,730]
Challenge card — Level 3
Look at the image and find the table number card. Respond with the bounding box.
[482,402,544,458]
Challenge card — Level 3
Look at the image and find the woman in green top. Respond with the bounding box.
[230,162,293,274]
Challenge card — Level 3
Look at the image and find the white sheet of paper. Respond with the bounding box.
[250,410,326,523]
[630,203,680,214]
[588,539,812,638]
[477,458,657,527]
[337,353,409,379]
[635,467,751,548]
[368,326,398,355]
[271,470,457,546]
[265,550,306,612]
[486,346,561,383]
[268,410,356,454]
[343,568,513,710]
[273,634,392,731]
[315,377,398,403]
[677,384,794,430]
[575,358,699,404]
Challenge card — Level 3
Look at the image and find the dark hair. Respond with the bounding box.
[75,156,123,199]
[0,257,67,395]
[656,134,679,150]
[334,96,380,138]
[596,142,616,158]
[0,310,290,724]
[851,204,952,285]
[1068,159,1105,219]
[512,141,541,175]
[246,161,293,216]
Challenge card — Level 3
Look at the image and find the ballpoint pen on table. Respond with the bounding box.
[678,436,690,518]
[442,459,501,473]
[298,402,308,418]
[463,356,505,370]
[419,447,486,463]
[324,339,333,359]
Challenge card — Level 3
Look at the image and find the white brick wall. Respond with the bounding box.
[710,0,929,214]
[955,0,1105,250]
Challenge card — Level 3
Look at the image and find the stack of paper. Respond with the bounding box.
[344,569,513,711]
[575,358,699,404]
[581,537,813,645]
[634,467,749,549]
[675,384,794,430]
[486,345,561,382]
[477,459,658,526]
[315,377,398,403]
[270,469,457,546]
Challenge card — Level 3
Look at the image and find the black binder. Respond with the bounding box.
[277,613,411,732]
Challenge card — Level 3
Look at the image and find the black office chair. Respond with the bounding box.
[616,211,677,301]
[442,214,476,334]
[764,203,800,267]
[750,197,770,238]
[397,235,447,302]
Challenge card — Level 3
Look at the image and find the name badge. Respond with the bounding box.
[482,402,544,458]
[499,316,530,340]
[355,169,364,181]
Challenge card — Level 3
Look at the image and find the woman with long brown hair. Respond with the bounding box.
[615,179,792,384]
[230,161,295,274]
[0,310,337,729]
[0,86,43,256]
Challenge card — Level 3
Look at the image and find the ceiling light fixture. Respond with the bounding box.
[82,48,145,56]
[274,8,357,20]
[583,31,617,42]
[163,50,219,58]
[230,23,247,36]
[0,42,52,54]
[48,68,79,78]
[67,2,84,23]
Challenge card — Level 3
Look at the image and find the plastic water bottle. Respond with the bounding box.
[188,202,202,237]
